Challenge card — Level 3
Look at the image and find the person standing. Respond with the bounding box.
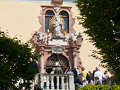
[30,60,39,85]
[86,70,92,84]
[74,73,83,90]
[92,67,98,80]
[94,67,106,85]
[72,67,79,80]
[103,70,110,85]
[104,70,109,79]
[54,63,63,89]
[81,67,87,82]
[81,67,88,86]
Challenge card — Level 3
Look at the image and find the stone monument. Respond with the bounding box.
[32,0,83,74]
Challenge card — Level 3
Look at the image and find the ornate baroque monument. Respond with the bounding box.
[32,0,83,73]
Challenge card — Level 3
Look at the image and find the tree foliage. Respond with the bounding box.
[0,31,38,89]
[75,0,120,84]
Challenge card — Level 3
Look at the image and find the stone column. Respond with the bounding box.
[39,52,44,73]
[51,76,54,89]
[57,76,59,89]
[73,53,77,68]
[61,76,65,89]
[73,48,77,68]
[46,76,49,89]
[69,74,75,90]
[39,74,44,89]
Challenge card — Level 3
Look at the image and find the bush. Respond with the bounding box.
[77,85,120,90]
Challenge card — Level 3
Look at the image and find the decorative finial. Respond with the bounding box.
[51,0,63,6]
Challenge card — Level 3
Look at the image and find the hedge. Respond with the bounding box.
[77,85,120,90]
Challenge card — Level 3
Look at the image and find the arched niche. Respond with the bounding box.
[46,54,69,73]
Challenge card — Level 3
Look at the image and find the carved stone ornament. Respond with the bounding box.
[73,53,77,58]
[51,0,63,6]
[42,7,46,11]
[54,7,60,12]
[51,46,65,54]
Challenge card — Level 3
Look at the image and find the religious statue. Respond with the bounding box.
[48,33,52,40]
[64,34,70,41]
[71,33,77,42]
[53,16,63,38]
[37,31,47,44]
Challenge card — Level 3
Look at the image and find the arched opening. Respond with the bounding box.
[46,54,69,73]
[59,11,69,33]
[45,10,55,32]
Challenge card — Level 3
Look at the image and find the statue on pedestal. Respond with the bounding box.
[52,16,64,38]
[52,16,63,38]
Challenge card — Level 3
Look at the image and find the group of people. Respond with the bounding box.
[43,65,110,89]
[31,60,111,89]
[72,66,110,90]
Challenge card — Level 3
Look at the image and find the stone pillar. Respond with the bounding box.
[73,53,77,68]
[40,52,44,73]
[57,76,59,89]
[69,74,75,90]
[51,76,54,89]
[61,76,65,89]
[39,74,44,89]
[46,76,49,89]
[73,48,77,68]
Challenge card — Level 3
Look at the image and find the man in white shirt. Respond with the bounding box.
[94,67,106,85]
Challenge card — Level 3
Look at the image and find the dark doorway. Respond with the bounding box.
[46,54,69,73]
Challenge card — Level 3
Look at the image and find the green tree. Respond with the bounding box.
[0,31,38,89]
[75,0,120,84]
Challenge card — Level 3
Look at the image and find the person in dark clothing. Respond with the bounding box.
[72,67,79,80]
[30,60,39,85]
[54,67,63,74]
[54,63,63,89]
[74,73,83,90]
[92,67,98,81]
[31,60,39,73]
[95,77,101,85]
[86,73,91,84]
[86,70,92,84]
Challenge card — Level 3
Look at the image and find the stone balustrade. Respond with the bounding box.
[39,73,75,90]
[15,73,74,90]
